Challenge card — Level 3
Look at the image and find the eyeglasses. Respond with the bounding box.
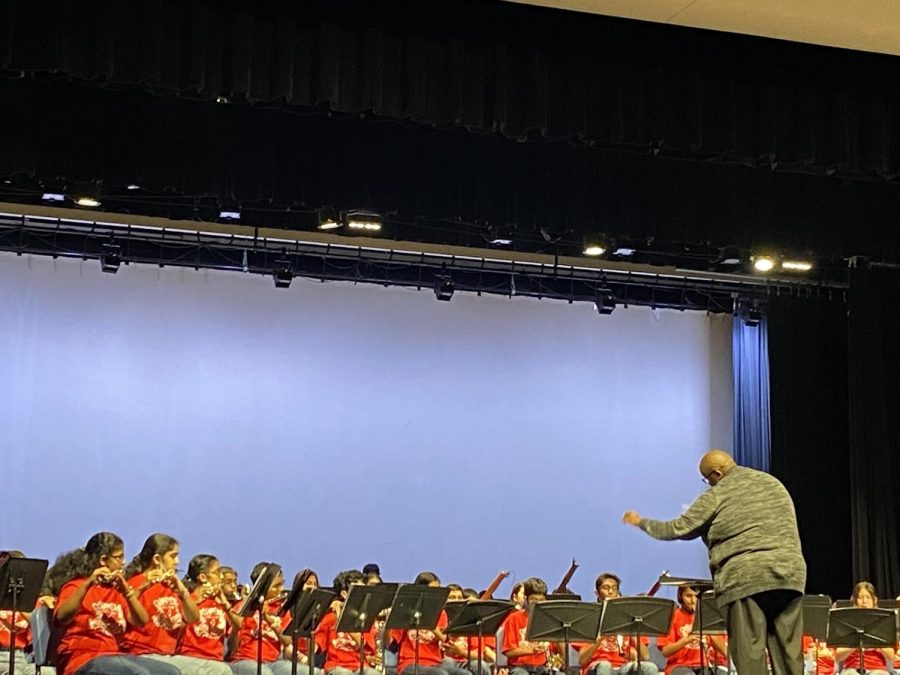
[599,585,619,592]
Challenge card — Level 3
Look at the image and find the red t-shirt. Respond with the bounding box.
[315,610,376,671]
[230,599,291,663]
[177,596,230,660]
[467,634,497,660]
[501,609,548,668]
[843,647,887,671]
[802,636,834,675]
[392,609,448,672]
[577,635,647,672]
[55,578,129,675]
[656,607,701,673]
[0,610,30,650]
[120,573,187,655]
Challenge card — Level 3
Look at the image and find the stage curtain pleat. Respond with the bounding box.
[1,0,899,177]
[848,264,900,596]
[732,316,771,472]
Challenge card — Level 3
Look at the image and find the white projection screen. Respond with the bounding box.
[1,252,733,599]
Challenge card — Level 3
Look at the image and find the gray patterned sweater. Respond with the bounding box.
[638,465,806,606]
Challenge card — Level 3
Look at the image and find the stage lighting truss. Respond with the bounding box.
[0,204,846,313]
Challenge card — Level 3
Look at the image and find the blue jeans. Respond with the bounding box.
[398,665,471,675]
[230,660,294,675]
[74,655,181,675]
[145,655,233,675]
[327,667,380,675]
[590,661,659,675]
[0,650,37,675]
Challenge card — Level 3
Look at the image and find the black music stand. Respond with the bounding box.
[802,595,832,675]
[281,588,337,675]
[385,585,450,675]
[239,564,283,675]
[600,597,674,675]
[656,574,715,673]
[526,600,603,675]
[337,583,400,675]
[548,594,582,602]
[446,600,515,675]
[827,608,896,675]
[0,557,48,675]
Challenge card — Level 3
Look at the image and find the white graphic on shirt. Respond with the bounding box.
[193,607,227,639]
[0,610,29,637]
[332,632,359,652]
[88,601,126,635]
[596,636,620,652]
[250,612,279,641]
[152,596,185,630]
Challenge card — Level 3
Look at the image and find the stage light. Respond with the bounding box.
[318,207,341,231]
[752,255,777,273]
[583,245,606,256]
[595,291,616,315]
[613,247,635,256]
[781,260,813,272]
[434,277,454,301]
[272,255,293,288]
[347,211,382,232]
[126,184,141,191]
[219,210,240,221]
[75,197,101,208]
[41,193,65,202]
[487,224,514,247]
[100,242,121,273]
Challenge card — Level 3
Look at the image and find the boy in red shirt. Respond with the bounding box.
[656,585,724,675]
[501,577,559,675]
[575,573,657,675]
[315,570,376,675]
[228,563,293,675]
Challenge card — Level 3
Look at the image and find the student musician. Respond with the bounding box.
[576,574,657,675]
[803,635,834,675]
[457,588,496,675]
[501,577,559,675]
[835,582,893,675]
[509,584,525,611]
[314,570,375,675]
[657,585,724,675]
[390,573,469,675]
[120,534,200,661]
[174,555,240,675]
[53,532,181,675]
[228,563,292,675]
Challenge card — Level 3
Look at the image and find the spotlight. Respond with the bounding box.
[219,210,241,221]
[595,291,616,315]
[487,224,514,247]
[781,260,813,272]
[75,196,101,208]
[346,211,382,232]
[318,207,341,231]
[41,192,65,202]
[752,255,777,273]
[272,254,293,289]
[100,242,122,273]
[433,277,454,301]
[613,247,635,256]
[126,184,142,191]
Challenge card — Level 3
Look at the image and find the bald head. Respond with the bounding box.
[699,450,736,485]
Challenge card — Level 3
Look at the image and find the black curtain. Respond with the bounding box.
[848,264,900,596]
[769,292,851,598]
[1,0,900,178]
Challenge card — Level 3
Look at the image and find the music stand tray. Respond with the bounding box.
[526,601,603,675]
[336,584,400,675]
[0,557,49,675]
[600,597,674,674]
[827,607,896,648]
[446,600,515,675]
[240,563,283,618]
[282,588,337,675]
[802,595,832,642]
